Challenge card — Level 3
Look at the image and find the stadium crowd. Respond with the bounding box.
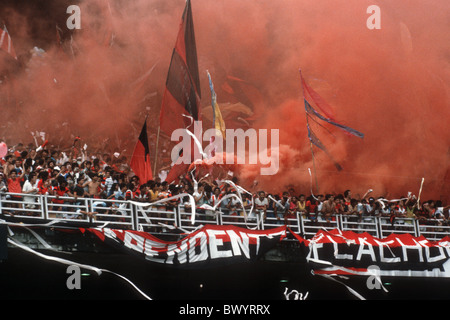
[0,141,449,227]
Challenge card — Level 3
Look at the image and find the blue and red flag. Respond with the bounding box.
[301,69,364,171]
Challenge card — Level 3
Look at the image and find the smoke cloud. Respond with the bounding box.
[0,0,448,201]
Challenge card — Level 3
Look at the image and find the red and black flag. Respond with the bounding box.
[159,0,201,137]
[130,120,153,183]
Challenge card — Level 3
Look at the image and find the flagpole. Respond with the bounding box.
[300,69,319,194]
[306,113,320,194]
[154,125,160,175]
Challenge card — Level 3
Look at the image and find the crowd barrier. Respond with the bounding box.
[1,192,449,241]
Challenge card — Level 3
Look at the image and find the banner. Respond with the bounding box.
[85,225,287,265]
[5,217,450,280]
[303,229,450,278]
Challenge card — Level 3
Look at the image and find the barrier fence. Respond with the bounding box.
[1,192,449,241]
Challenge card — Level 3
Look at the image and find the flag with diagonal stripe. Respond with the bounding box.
[159,0,201,136]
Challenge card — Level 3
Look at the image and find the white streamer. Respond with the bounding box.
[130,192,196,225]
[416,177,425,209]
[181,114,208,160]
[7,236,152,300]
[308,168,319,201]
[221,180,263,230]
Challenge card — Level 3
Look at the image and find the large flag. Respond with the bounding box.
[130,120,153,183]
[300,70,364,139]
[0,25,17,60]
[304,99,364,138]
[159,0,201,137]
[162,0,201,183]
[307,122,342,171]
[300,70,334,120]
[301,70,363,171]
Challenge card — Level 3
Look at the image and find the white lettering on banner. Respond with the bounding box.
[373,240,401,263]
[397,238,424,262]
[96,227,284,264]
[174,241,189,264]
[248,233,263,254]
[424,245,447,263]
[227,230,250,259]
[165,243,180,264]
[306,242,325,264]
[356,238,376,262]
[327,235,353,260]
[306,234,450,266]
[206,229,233,259]
[188,231,208,263]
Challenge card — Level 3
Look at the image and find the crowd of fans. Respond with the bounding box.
[0,141,449,228]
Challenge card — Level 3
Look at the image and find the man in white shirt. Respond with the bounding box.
[254,191,269,221]
[103,170,114,197]
[22,172,39,209]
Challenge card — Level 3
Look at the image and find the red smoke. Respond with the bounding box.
[0,0,448,202]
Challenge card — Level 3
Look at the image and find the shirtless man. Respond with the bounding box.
[84,174,103,198]
[322,194,336,224]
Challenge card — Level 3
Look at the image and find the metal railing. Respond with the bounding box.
[1,192,449,241]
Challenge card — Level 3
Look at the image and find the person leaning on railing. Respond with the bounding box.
[22,172,39,210]
[422,200,445,228]
[254,191,269,222]
[321,194,336,225]
[433,201,450,228]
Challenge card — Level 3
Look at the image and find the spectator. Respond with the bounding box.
[0,137,448,241]
[103,169,115,197]
[305,195,318,219]
[287,195,298,220]
[322,194,336,224]
[22,172,39,209]
[254,191,269,221]
[7,169,25,209]
[297,194,307,218]
[85,173,103,198]
[273,193,290,224]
